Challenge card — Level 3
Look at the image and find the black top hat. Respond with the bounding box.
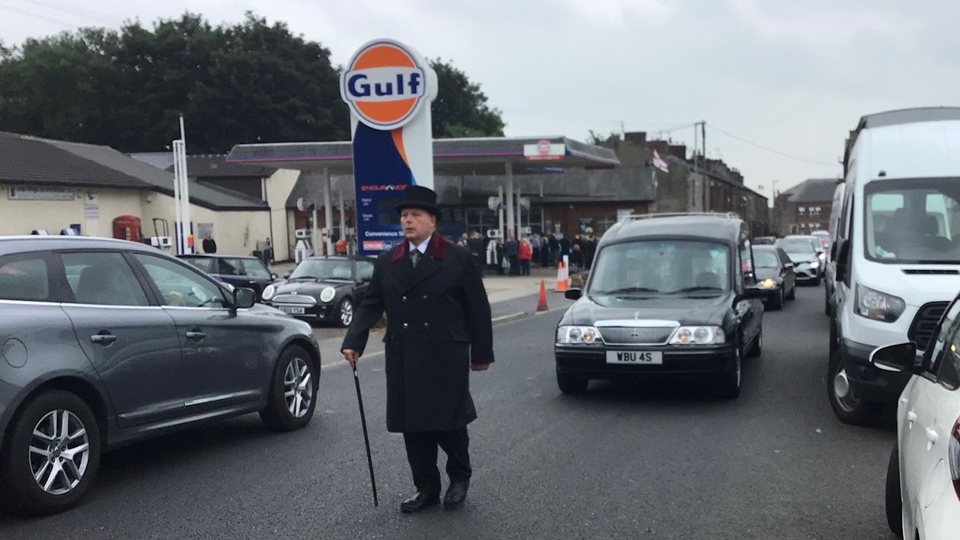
[395,185,439,216]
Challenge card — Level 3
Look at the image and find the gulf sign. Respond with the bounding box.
[341,39,438,256]
[340,40,432,130]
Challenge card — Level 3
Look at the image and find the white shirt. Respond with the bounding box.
[409,236,430,254]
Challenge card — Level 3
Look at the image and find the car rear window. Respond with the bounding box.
[0,256,50,302]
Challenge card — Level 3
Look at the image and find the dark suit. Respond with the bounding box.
[342,232,494,493]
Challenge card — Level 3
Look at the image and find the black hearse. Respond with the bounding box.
[554,213,765,399]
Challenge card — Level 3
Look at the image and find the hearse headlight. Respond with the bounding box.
[557,326,601,345]
[669,326,725,345]
[759,278,776,289]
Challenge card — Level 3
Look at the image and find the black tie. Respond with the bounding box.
[410,249,421,268]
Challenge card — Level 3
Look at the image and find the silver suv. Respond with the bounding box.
[0,237,321,515]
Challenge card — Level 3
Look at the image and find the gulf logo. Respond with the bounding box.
[341,40,428,130]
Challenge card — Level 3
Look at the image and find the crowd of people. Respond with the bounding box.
[454,230,599,277]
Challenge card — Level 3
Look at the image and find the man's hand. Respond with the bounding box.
[471,363,490,372]
[343,349,360,368]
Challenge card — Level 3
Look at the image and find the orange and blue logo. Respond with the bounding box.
[341,40,428,130]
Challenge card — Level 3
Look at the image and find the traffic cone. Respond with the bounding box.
[537,279,549,311]
[555,262,569,292]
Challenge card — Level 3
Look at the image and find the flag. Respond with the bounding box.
[652,150,669,173]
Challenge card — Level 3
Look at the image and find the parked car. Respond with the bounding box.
[748,245,797,310]
[554,214,764,399]
[829,107,960,426]
[776,236,824,285]
[178,254,279,300]
[0,236,321,515]
[263,255,376,327]
[870,294,960,539]
[753,236,777,245]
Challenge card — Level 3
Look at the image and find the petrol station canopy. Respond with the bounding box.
[225,135,619,174]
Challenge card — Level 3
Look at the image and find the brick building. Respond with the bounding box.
[775,178,841,235]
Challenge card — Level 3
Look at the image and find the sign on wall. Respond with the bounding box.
[8,186,75,201]
[340,39,438,255]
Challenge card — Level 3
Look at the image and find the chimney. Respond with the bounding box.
[667,144,686,160]
[624,131,647,146]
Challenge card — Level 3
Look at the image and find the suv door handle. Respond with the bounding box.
[906,411,917,428]
[185,331,207,340]
[90,333,117,345]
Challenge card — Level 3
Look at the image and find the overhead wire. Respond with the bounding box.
[0,1,77,29]
[708,123,839,168]
[15,0,119,24]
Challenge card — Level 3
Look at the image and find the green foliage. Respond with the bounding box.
[0,16,507,151]
[429,58,505,138]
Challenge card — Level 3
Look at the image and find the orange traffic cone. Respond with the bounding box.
[555,262,569,292]
[537,279,549,311]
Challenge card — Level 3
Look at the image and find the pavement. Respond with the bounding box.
[0,285,898,540]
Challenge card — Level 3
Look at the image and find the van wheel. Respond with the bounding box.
[1,390,102,515]
[885,445,904,537]
[826,350,881,425]
[260,346,319,432]
[556,372,588,394]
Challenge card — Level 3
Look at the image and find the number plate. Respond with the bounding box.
[278,306,306,315]
[606,350,663,365]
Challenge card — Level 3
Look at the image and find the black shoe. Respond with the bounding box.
[443,480,469,510]
[400,491,440,514]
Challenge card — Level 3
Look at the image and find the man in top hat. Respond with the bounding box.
[341,185,494,513]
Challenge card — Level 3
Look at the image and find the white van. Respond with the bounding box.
[823,182,846,316]
[829,107,960,425]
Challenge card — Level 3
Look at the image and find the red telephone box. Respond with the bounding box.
[112,215,142,242]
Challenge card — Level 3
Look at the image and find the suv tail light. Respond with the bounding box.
[951,416,960,501]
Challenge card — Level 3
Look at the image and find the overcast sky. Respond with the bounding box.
[2,0,959,198]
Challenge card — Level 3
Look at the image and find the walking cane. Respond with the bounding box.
[352,365,379,507]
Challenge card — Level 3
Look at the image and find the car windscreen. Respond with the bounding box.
[777,239,817,259]
[182,257,217,273]
[289,259,354,280]
[864,177,960,264]
[753,250,780,269]
[223,258,271,278]
[588,240,730,296]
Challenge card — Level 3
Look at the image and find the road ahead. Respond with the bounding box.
[0,287,898,539]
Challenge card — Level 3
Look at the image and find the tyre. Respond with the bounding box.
[826,350,882,425]
[1,390,102,515]
[260,346,319,432]
[747,327,762,358]
[885,445,904,538]
[556,372,588,394]
[336,297,354,328]
[719,341,742,399]
[771,288,784,311]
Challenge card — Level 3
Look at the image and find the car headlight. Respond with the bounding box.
[262,284,276,301]
[759,278,776,289]
[855,284,906,323]
[669,326,725,345]
[319,287,337,303]
[556,326,601,344]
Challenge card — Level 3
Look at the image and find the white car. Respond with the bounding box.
[870,296,960,539]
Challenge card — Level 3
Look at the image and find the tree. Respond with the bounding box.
[430,59,505,138]
[0,13,350,153]
[0,16,505,151]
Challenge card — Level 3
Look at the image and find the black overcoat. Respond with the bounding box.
[341,232,494,433]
